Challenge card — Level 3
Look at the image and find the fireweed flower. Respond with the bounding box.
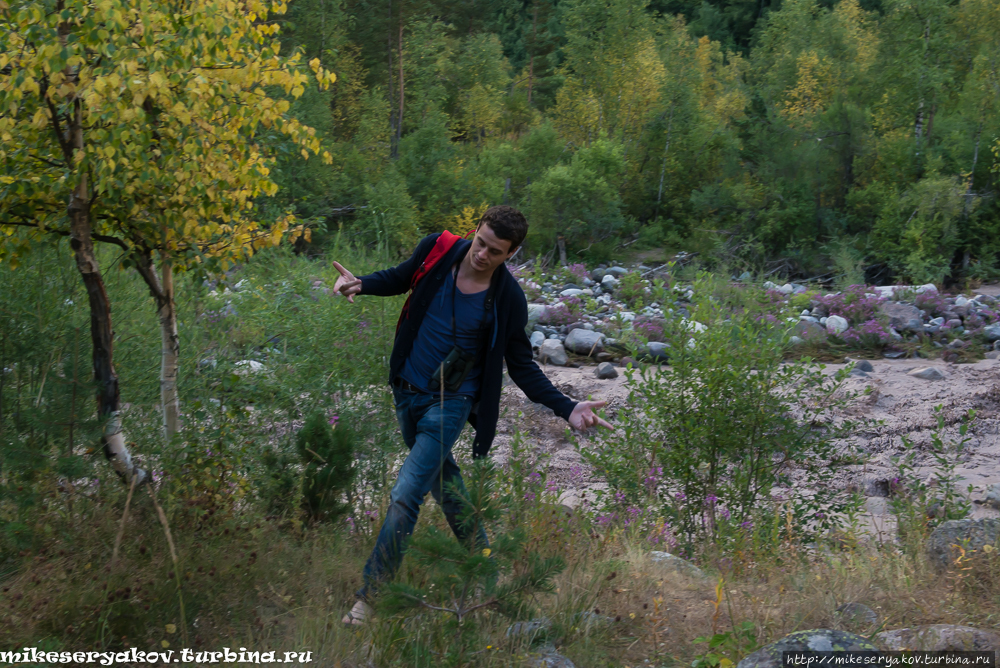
[567,263,588,282]
[624,506,642,526]
[675,491,686,501]
[647,521,677,548]
[644,466,662,492]
[815,286,886,324]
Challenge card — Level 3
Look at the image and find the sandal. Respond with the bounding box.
[342,599,372,626]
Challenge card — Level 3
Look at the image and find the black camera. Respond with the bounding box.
[427,345,477,393]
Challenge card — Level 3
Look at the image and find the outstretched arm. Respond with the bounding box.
[352,234,440,298]
[504,299,612,433]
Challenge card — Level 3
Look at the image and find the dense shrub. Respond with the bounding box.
[581,275,864,553]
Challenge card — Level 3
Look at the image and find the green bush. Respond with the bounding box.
[615,271,649,309]
[296,411,356,523]
[890,406,975,549]
[582,275,864,553]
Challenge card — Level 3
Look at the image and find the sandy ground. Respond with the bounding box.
[491,355,1000,537]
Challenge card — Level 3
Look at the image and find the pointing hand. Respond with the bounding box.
[332,261,362,303]
[568,400,613,431]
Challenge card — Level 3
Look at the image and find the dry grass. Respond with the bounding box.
[3,478,1000,667]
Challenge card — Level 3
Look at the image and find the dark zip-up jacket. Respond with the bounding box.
[357,233,577,458]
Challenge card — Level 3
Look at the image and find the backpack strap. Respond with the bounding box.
[395,231,463,335]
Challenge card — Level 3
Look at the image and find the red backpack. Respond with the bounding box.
[395,230,464,334]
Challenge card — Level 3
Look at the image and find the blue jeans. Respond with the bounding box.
[356,386,489,601]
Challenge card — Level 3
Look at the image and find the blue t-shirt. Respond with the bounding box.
[400,268,490,397]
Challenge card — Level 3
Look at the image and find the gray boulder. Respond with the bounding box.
[650,551,706,579]
[530,331,546,349]
[595,362,618,379]
[591,268,607,282]
[875,625,1000,651]
[737,630,879,668]
[539,340,568,366]
[530,646,576,668]
[927,518,1000,571]
[845,358,874,373]
[574,611,614,631]
[834,602,878,629]
[826,315,850,334]
[234,360,265,375]
[507,618,551,640]
[564,328,605,356]
[601,274,618,290]
[984,324,1000,342]
[646,342,669,362]
[527,304,547,333]
[908,367,944,380]
[607,266,628,277]
[880,302,923,329]
[791,320,827,340]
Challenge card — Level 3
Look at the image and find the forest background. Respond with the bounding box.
[265,0,1000,285]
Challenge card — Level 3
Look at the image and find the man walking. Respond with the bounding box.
[332,205,611,625]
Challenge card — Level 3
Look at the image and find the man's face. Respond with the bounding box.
[469,222,515,274]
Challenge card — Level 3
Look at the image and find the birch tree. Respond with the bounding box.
[0,0,334,481]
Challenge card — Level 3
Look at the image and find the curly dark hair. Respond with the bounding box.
[478,205,528,251]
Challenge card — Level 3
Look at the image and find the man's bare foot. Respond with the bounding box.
[342,599,372,626]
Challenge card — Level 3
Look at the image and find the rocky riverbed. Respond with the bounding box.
[492,356,1000,539]
[493,262,1000,541]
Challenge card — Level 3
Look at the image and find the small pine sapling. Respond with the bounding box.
[379,460,566,664]
[295,412,355,522]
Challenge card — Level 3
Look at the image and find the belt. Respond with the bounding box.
[392,377,422,393]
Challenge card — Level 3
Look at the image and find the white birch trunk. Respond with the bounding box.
[159,260,181,439]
